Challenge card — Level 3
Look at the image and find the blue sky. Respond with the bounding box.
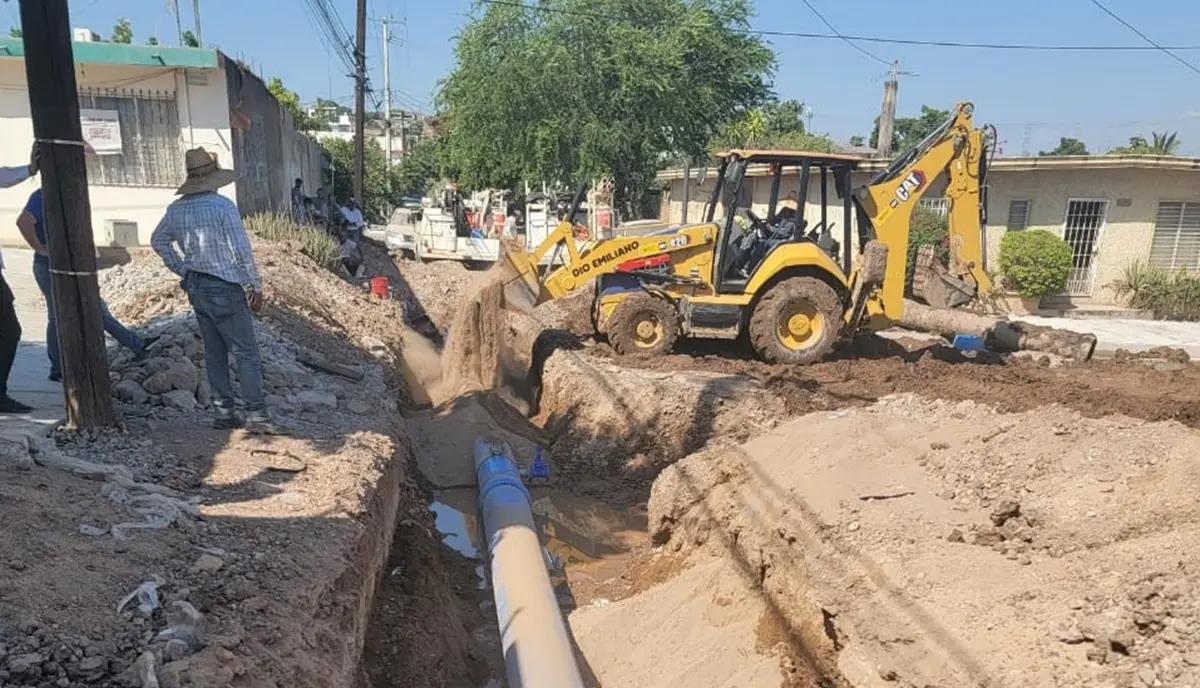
[5,0,1200,155]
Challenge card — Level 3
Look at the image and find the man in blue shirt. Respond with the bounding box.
[16,186,157,383]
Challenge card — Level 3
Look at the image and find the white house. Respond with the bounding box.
[0,34,326,250]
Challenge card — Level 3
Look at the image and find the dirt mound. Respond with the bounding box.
[0,238,489,688]
[594,344,1200,429]
[642,394,1200,688]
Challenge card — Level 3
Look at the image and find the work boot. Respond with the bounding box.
[0,396,33,414]
[244,413,283,436]
[133,335,162,361]
[212,413,244,430]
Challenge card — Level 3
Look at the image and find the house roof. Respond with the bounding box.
[657,153,1200,181]
[0,37,219,69]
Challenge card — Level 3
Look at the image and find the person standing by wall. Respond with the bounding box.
[17,187,158,382]
[0,144,41,413]
[150,148,278,433]
[290,178,305,223]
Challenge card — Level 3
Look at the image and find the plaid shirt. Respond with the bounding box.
[151,191,263,291]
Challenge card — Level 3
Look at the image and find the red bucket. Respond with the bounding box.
[370,276,389,299]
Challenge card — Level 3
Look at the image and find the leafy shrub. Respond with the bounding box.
[1109,261,1200,321]
[905,204,949,295]
[245,213,341,272]
[998,229,1073,298]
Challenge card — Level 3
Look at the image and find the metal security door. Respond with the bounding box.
[1062,199,1108,295]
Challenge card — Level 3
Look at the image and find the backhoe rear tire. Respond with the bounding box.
[608,292,679,356]
[749,277,842,364]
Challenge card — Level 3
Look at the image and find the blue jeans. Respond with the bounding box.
[183,271,266,419]
[33,257,144,377]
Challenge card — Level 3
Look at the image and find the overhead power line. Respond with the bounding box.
[797,0,889,65]
[1086,0,1200,76]
[477,0,1200,52]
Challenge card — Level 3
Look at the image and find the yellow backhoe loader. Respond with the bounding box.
[499,101,997,364]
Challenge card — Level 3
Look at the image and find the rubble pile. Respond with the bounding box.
[0,238,420,688]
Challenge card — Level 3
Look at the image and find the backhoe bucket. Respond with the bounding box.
[911,245,978,309]
[497,239,542,313]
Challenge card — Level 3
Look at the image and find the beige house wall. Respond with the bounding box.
[659,162,1200,305]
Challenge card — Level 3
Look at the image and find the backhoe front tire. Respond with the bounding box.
[608,292,679,356]
[749,277,842,364]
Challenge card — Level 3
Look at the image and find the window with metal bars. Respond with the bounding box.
[1006,199,1031,230]
[1150,201,1200,271]
[80,88,185,188]
[919,197,948,216]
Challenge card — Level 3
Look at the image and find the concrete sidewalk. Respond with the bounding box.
[2,247,64,436]
[1012,315,1200,359]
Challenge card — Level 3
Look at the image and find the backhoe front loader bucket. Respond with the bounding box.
[497,239,543,313]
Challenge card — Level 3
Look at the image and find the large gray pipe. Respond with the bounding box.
[474,438,585,688]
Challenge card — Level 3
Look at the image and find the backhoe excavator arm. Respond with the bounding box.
[498,184,716,312]
[853,101,994,321]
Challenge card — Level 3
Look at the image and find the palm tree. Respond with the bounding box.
[1150,131,1180,155]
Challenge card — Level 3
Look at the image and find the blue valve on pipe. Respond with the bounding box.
[529,445,550,483]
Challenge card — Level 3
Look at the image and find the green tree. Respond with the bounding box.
[394,139,445,198]
[1109,131,1181,155]
[321,137,402,222]
[848,135,865,147]
[868,105,951,154]
[9,27,22,38]
[181,30,200,47]
[146,36,159,46]
[1039,137,1089,156]
[439,0,775,216]
[111,17,133,44]
[710,98,835,152]
[267,77,317,132]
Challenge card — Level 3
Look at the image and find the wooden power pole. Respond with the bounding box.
[18,0,117,430]
[876,62,899,159]
[353,0,367,206]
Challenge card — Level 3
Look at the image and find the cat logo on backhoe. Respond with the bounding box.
[888,170,927,209]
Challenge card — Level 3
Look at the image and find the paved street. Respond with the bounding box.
[2,247,64,432]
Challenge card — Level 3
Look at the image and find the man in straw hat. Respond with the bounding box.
[150,147,278,433]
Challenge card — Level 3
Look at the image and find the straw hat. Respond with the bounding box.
[176,147,237,195]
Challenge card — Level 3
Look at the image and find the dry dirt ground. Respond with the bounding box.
[0,239,495,688]
[386,256,1200,688]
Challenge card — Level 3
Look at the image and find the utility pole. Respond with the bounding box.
[876,59,916,159]
[382,16,393,185]
[353,0,367,206]
[876,62,899,159]
[171,0,184,45]
[192,0,203,46]
[18,0,116,430]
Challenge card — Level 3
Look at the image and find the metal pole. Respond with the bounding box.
[383,18,392,171]
[171,0,183,45]
[474,438,585,688]
[353,0,367,206]
[191,0,202,46]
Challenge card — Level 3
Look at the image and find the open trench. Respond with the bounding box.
[349,283,865,688]
[348,261,1200,688]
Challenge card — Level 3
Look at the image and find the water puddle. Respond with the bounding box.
[429,487,648,605]
[429,499,480,559]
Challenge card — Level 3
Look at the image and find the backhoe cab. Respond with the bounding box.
[498,101,995,364]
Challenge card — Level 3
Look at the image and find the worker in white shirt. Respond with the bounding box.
[339,199,366,241]
[0,144,40,413]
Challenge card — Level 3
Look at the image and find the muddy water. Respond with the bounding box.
[430,488,649,609]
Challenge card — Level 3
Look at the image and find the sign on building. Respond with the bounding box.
[80,109,122,155]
